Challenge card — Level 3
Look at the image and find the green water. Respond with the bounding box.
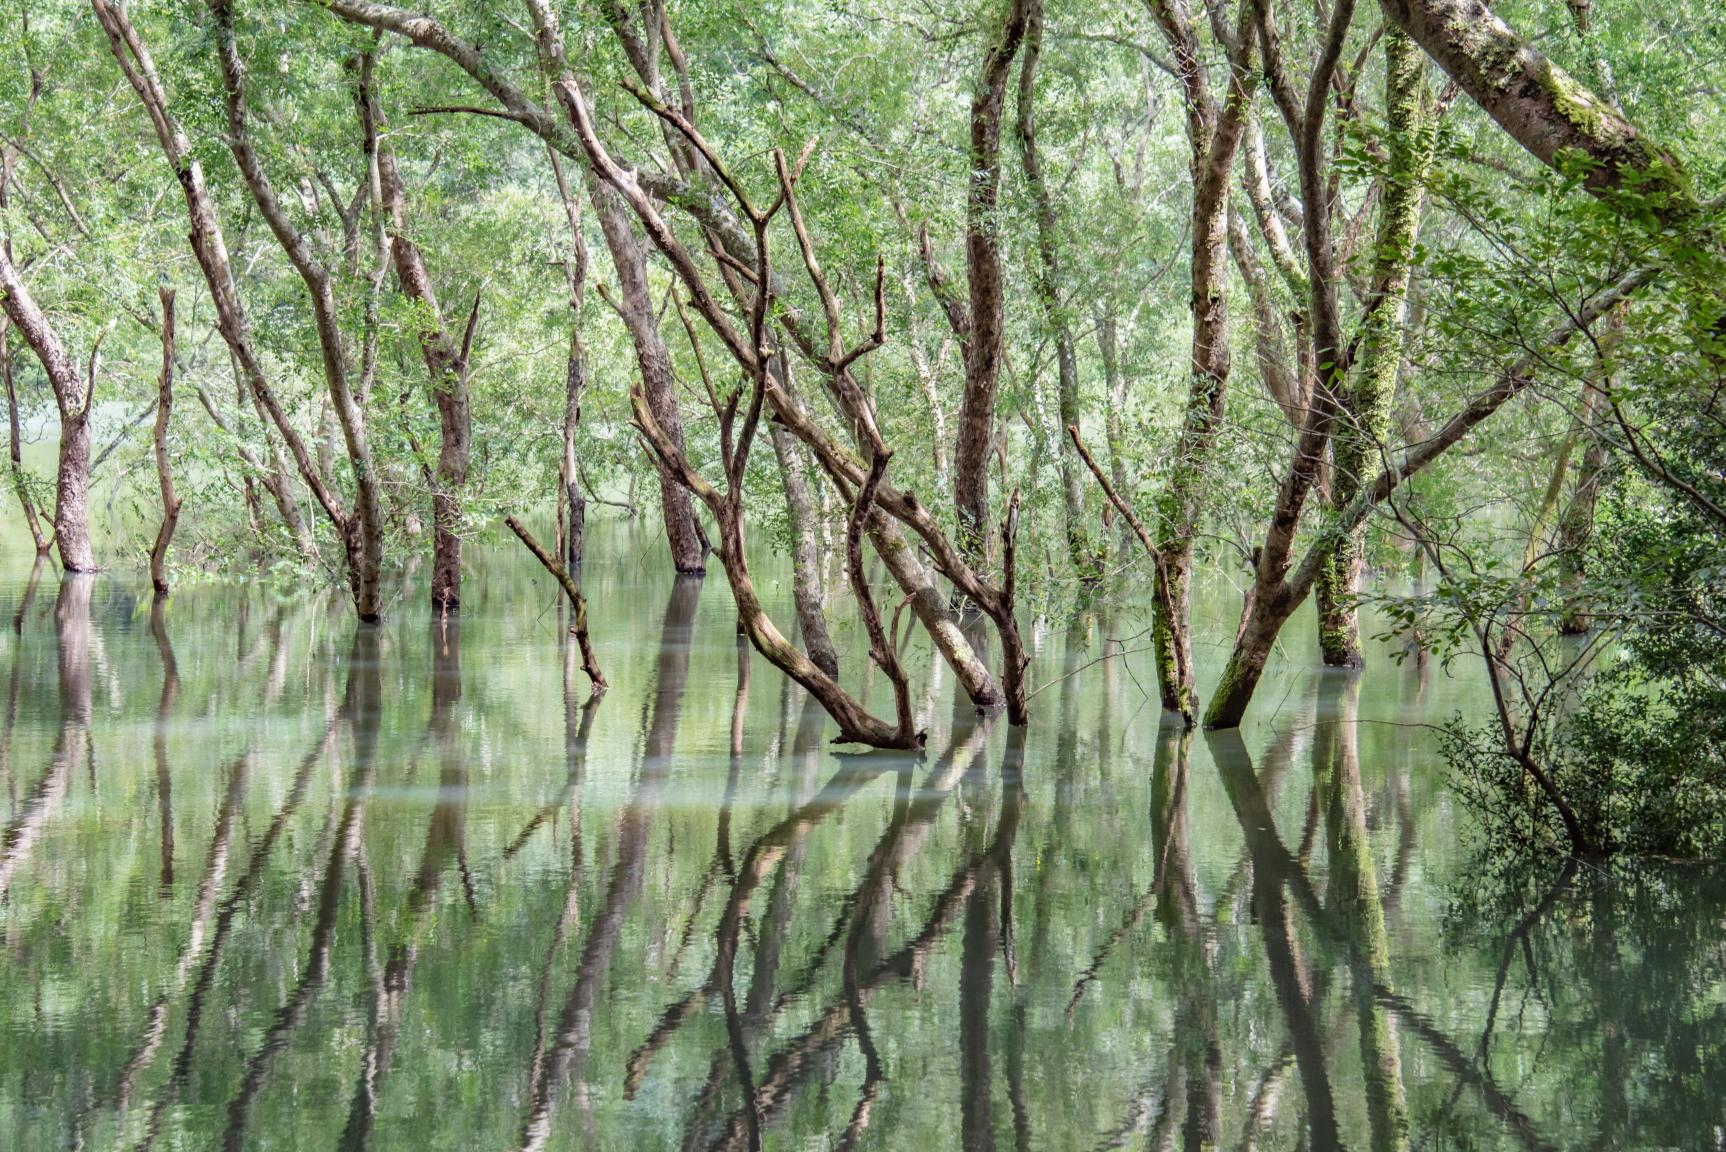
[1,528,1721,1150]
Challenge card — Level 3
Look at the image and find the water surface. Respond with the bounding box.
[2,529,1721,1150]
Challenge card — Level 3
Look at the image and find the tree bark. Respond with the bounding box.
[0,251,95,571]
[365,64,471,613]
[952,0,1032,562]
[1016,0,1095,580]
[1315,31,1436,668]
[588,177,705,575]
[150,288,181,594]
[770,416,841,679]
[548,147,590,569]
[1144,0,1257,723]
[1,319,50,553]
[1378,0,1696,219]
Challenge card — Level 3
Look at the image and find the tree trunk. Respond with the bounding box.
[95,0,370,604]
[209,0,383,619]
[1,320,50,554]
[562,330,588,569]
[0,251,95,572]
[1093,305,1135,558]
[1315,31,1436,668]
[588,177,705,575]
[1378,0,1696,221]
[150,288,181,594]
[1016,2,1095,580]
[770,419,840,678]
[367,72,471,614]
[952,0,1032,562]
[1145,0,1256,722]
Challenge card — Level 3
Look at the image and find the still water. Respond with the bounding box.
[1,527,1722,1150]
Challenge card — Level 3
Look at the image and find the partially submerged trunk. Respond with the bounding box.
[548,148,590,570]
[588,178,706,575]
[365,67,472,613]
[1205,263,1656,728]
[1315,31,1437,668]
[150,288,181,594]
[951,0,1031,562]
[770,417,841,679]
[1143,0,1256,723]
[96,0,378,615]
[0,251,97,572]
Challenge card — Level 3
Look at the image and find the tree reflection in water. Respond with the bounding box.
[1,548,1723,1150]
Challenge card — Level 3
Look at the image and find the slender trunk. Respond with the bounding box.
[952,0,1032,562]
[562,330,588,568]
[1093,306,1135,557]
[1556,307,1622,634]
[210,0,383,619]
[1016,4,1094,579]
[150,288,181,594]
[366,68,470,613]
[1,319,50,553]
[1204,264,1655,728]
[95,0,371,606]
[1315,31,1436,667]
[0,251,96,571]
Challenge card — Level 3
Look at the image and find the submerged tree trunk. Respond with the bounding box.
[1093,305,1135,559]
[0,251,96,572]
[366,66,472,613]
[547,146,590,570]
[1145,0,1256,723]
[210,0,384,619]
[1315,31,1436,667]
[150,288,181,594]
[951,0,1031,562]
[96,0,377,611]
[770,419,840,679]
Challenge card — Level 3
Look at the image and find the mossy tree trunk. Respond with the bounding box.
[1315,31,1437,667]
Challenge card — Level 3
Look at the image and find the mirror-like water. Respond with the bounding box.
[2,527,1722,1150]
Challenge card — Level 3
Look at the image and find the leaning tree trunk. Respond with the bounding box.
[1315,31,1436,668]
[0,251,96,572]
[1378,0,1693,219]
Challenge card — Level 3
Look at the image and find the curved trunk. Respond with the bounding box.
[0,251,95,571]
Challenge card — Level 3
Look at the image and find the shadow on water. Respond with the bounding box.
[1,536,1725,1150]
